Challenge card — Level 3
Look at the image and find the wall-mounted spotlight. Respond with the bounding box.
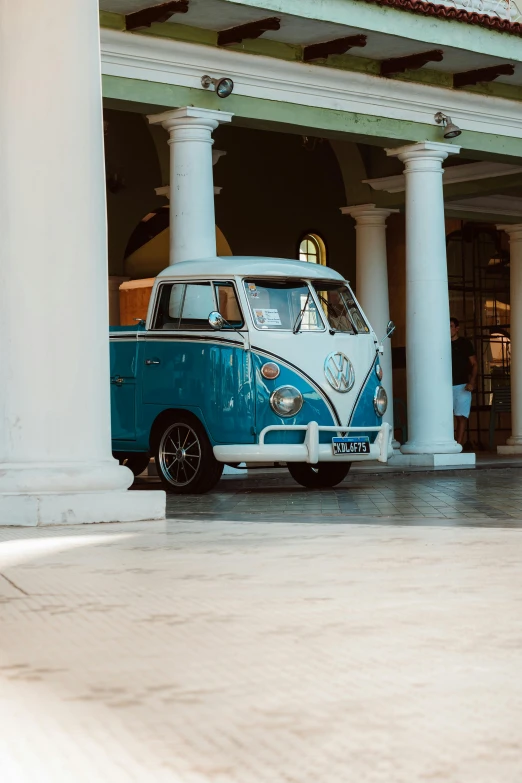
[434,111,462,139]
[201,75,234,98]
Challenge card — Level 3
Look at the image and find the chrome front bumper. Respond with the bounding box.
[214,422,392,464]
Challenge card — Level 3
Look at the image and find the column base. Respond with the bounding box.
[390,452,475,468]
[507,435,522,446]
[400,442,462,455]
[0,490,166,527]
[0,460,133,494]
[498,445,522,455]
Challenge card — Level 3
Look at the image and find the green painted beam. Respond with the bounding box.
[98,11,522,102]
[143,20,304,61]
[143,20,218,47]
[99,10,125,31]
[218,0,522,61]
[464,80,522,103]
[102,74,522,161]
[99,0,522,64]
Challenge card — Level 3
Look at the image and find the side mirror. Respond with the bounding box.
[376,320,396,354]
[208,311,225,330]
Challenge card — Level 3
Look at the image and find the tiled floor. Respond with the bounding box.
[142,466,522,525]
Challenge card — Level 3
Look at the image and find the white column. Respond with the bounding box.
[156,149,227,200]
[497,224,522,452]
[148,108,233,264]
[341,205,399,446]
[387,142,465,459]
[0,0,164,525]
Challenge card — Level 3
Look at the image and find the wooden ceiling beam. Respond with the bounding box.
[303,35,367,62]
[381,49,443,77]
[454,63,515,88]
[218,17,281,47]
[125,1,189,31]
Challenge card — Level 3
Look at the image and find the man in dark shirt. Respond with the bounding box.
[450,317,478,446]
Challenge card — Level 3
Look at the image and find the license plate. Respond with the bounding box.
[332,436,370,455]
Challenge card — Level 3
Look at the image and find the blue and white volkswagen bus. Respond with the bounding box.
[110,257,393,493]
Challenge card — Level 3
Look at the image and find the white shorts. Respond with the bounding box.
[453,384,472,418]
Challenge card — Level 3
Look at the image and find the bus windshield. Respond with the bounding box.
[312,283,369,333]
[243,279,325,331]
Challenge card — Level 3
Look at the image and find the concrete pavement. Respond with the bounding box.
[2,469,522,781]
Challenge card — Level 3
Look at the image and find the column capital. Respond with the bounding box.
[147,106,233,134]
[341,204,399,226]
[212,149,227,167]
[497,223,522,243]
[386,141,461,167]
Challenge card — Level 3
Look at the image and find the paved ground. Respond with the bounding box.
[155,463,522,523]
[2,468,522,782]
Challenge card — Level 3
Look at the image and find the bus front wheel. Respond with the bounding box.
[154,413,223,494]
[287,462,351,489]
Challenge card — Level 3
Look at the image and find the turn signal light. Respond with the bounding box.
[261,362,280,380]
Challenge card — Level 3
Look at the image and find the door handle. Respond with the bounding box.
[145,358,161,366]
[111,376,124,385]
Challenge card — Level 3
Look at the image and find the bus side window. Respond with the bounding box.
[215,283,243,328]
[152,282,215,330]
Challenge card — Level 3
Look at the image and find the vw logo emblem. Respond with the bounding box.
[324,351,355,393]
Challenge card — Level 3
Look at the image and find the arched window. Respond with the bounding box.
[299,233,326,266]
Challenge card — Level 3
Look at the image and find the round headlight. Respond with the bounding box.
[261,362,280,380]
[270,385,303,418]
[373,386,388,417]
[375,363,383,381]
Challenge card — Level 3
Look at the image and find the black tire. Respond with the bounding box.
[114,453,151,477]
[287,462,352,489]
[153,413,223,494]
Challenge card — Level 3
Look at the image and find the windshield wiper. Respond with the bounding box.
[292,291,311,334]
[316,292,356,334]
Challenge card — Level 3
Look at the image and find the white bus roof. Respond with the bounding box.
[156,256,347,282]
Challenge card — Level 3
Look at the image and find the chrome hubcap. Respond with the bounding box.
[159,423,201,487]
